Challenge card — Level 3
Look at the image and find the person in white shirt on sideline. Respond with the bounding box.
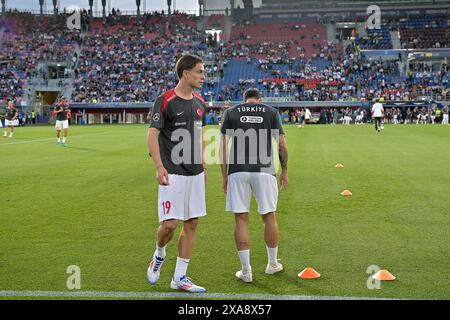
[371,98,384,132]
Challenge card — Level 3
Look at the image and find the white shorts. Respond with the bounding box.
[226,172,278,214]
[158,172,206,223]
[55,120,69,130]
[5,120,15,127]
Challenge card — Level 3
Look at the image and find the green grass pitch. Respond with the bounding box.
[0,124,449,299]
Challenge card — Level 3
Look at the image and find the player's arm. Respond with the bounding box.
[278,134,288,190]
[201,128,208,185]
[148,128,169,186]
[219,109,230,194]
[201,110,208,185]
[219,134,230,194]
[148,97,169,186]
[274,110,288,190]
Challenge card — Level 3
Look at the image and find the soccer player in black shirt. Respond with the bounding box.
[54,96,71,146]
[147,54,207,293]
[3,101,18,138]
[220,88,288,283]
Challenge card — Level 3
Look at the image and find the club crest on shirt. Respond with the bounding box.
[197,108,203,117]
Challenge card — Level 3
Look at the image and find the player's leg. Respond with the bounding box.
[234,213,252,282]
[3,121,8,137]
[175,218,198,277]
[62,121,69,146]
[148,175,183,285]
[62,128,68,145]
[147,219,179,285]
[63,128,68,144]
[170,218,207,292]
[170,173,206,292]
[262,213,278,248]
[251,173,283,275]
[9,123,14,137]
[157,220,179,249]
[261,212,283,274]
[226,172,252,282]
[55,121,61,144]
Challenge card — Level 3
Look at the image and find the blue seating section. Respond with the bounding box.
[201,58,336,101]
[399,16,449,29]
[356,26,392,49]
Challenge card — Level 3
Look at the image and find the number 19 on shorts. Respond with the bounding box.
[162,201,172,215]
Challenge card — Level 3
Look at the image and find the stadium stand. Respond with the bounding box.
[0,2,448,122]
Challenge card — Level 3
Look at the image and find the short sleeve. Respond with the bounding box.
[272,109,285,135]
[202,103,207,127]
[149,97,164,129]
[220,109,231,135]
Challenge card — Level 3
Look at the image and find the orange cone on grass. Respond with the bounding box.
[340,190,352,196]
[298,267,321,279]
[372,269,396,281]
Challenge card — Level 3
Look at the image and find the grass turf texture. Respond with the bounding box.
[0,124,449,299]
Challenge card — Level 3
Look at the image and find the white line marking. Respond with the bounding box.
[0,290,397,300]
[0,137,60,146]
[0,131,139,146]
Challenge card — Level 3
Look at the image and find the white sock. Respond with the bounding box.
[266,246,278,264]
[62,137,66,143]
[155,245,166,259]
[174,257,190,281]
[57,138,61,142]
[237,249,251,274]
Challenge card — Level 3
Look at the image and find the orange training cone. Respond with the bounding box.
[335,163,344,168]
[340,190,352,196]
[298,267,321,279]
[372,269,396,281]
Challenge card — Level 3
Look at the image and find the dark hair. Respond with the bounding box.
[176,54,203,79]
[244,88,261,102]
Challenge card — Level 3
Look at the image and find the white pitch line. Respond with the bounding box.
[0,137,59,146]
[0,290,397,300]
[0,131,139,146]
